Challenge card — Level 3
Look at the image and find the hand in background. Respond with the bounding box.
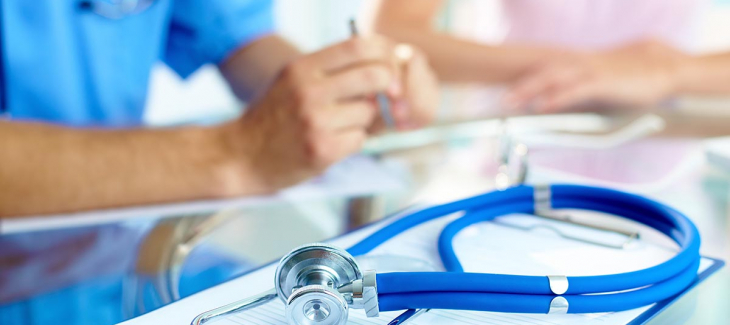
[504,40,688,113]
[381,44,440,131]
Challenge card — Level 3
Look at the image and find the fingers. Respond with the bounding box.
[397,46,438,129]
[389,46,415,129]
[305,129,367,169]
[289,37,435,135]
[541,82,603,112]
[509,63,583,104]
[323,63,398,100]
[325,100,377,130]
[292,37,424,108]
[293,99,375,170]
[505,61,592,112]
[302,36,398,74]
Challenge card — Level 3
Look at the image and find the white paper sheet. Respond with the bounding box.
[119,209,714,325]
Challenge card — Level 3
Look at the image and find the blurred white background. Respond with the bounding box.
[143,0,730,126]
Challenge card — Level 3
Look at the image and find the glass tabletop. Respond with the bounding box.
[1,112,728,325]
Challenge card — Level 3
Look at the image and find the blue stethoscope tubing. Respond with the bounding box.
[348,185,701,314]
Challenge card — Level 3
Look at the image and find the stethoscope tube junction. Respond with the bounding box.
[191,184,701,325]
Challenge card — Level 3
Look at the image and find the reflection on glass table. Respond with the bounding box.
[0,219,245,325]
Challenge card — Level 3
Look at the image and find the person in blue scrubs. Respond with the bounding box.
[0,0,440,216]
[0,1,440,324]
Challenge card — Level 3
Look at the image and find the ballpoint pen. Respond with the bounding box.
[348,18,397,129]
[387,308,430,325]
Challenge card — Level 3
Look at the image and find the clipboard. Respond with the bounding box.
[118,206,726,325]
[628,256,724,325]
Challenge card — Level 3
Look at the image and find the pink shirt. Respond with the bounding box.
[502,0,703,51]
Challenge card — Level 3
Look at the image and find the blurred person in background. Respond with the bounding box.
[373,0,730,114]
[0,0,438,217]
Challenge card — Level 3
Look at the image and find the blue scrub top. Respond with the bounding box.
[0,1,272,324]
[0,0,274,127]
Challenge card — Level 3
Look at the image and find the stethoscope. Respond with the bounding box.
[191,184,701,325]
[78,0,157,20]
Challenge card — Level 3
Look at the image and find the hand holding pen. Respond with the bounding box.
[232,26,438,192]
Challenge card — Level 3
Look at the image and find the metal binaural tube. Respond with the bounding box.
[190,288,277,325]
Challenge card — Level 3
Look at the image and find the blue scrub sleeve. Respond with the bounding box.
[164,0,275,78]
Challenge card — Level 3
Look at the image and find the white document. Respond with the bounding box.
[119,209,714,325]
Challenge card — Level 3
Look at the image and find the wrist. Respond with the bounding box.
[207,119,274,197]
[671,55,701,96]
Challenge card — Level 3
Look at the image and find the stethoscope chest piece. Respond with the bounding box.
[286,285,348,325]
[275,243,378,325]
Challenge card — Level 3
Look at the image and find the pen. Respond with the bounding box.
[387,308,430,325]
[348,18,396,129]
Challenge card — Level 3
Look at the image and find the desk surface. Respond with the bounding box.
[1,112,728,325]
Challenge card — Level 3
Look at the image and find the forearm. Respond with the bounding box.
[374,23,571,84]
[0,121,254,217]
[676,53,730,95]
[220,35,302,101]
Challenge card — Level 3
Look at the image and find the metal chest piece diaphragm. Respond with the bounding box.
[286,285,349,325]
[274,243,365,325]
